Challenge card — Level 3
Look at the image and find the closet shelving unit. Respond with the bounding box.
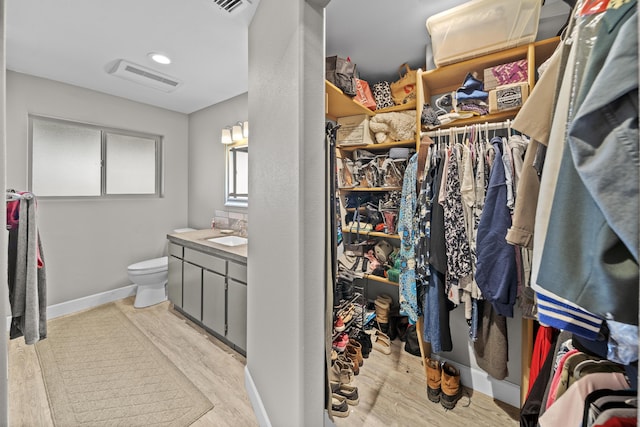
[326,35,560,407]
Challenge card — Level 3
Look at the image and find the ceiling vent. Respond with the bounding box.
[108,60,182,92]
[213,0,250,13]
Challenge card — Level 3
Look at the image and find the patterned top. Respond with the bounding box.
[398,154,420,324]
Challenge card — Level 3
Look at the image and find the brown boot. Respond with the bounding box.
[441,362,462,409]
[347,339,363,367]
[425,358,442,403]
[375,294,391,333]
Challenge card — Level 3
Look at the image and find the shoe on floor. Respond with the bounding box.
[330,381,359,405]
[331,393,350,417]
[367,329,391,355]
[330,359,353,385]
[425,358,442,403]
[441,362,462,410]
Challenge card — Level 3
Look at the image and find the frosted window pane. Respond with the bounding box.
[106,133,156,194]
[32,119,101,196]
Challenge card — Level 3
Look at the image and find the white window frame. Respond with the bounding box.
[29,115,163,198]
[225,142,248,207]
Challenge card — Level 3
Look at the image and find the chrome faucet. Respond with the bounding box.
[235,219,248,238]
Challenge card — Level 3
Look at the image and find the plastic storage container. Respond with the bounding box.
[426,0,542,67]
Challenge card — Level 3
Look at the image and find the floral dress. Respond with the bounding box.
[398,154,419,324]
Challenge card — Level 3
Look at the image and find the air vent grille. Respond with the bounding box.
[108,60,182,92]
[213,0,244,13]
[124,65,179,87]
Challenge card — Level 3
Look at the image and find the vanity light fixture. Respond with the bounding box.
[220,120,248,144]
[221,127,233,144]
[232,123,243,142]
[148,52,172,65]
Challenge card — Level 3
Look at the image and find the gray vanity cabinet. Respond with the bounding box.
[182,262,203,320]
[202,270,226,336]
[226,261,248,352]
[167,244,183,307]
[167,240,247,355]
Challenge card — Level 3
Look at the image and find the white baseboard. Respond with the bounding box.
[245,365,272,427]
[6,284,137,329]
[453,362,520,408]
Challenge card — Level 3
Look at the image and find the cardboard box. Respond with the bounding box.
[484,59,528,91]
[489,82,529,114]
[337,115,375,146]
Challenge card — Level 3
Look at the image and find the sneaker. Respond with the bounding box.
[331,393,349,417]
[330,381,360,406]
[332,332,349,352]
[334,316,346,333]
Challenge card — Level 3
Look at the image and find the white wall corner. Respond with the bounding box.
[245,366,273,427]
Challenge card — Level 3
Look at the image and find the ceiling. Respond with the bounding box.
[326,0,571,84]
[6,0,570,115]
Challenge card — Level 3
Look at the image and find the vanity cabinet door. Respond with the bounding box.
[167,255,183,307]
[182,262,203,321]
[227,278,247,352]
[202,270,226,336]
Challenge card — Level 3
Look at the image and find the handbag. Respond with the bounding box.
[390,63,417,105]
[354,79,376,111]
[372,81,395,110]
[326,56,358,97]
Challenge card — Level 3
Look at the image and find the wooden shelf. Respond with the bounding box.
[422,110,520,131]
[375,100,417,114]
[365,274,398,286]
[326,80,374,121]
[338,139,416,152]
[342,228,400,240]
[338,187,402,192]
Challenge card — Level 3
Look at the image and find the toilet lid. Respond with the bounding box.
[128,256,168,272]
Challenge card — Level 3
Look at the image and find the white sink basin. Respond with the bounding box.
[207,236,248,247]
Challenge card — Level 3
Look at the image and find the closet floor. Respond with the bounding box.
[8,297,258,427]
[334,338,519,426]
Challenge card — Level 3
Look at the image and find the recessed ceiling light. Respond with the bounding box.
[148,52,171,65]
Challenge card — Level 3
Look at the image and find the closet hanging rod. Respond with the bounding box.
[421,120,513,138]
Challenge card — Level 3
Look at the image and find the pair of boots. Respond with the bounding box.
[426,358,463,410]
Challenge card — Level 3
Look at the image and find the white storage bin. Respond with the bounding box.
[426,0,541,67]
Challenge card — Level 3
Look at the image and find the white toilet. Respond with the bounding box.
[128,228,195,308]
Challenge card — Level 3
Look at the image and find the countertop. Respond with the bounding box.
[167,229,247,263]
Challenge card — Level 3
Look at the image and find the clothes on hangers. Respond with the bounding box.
[536,3,638,330]
[7,191,47,345]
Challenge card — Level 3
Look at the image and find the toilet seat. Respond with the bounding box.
[128,256,167,275]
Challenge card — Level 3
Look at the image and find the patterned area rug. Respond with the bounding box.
[35,303,213,426]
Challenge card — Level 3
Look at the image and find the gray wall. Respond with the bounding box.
[5,71,189,306]
[246,0,327,425]
[188,92,248,229]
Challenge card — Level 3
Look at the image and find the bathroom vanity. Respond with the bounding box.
[166,229,247,355]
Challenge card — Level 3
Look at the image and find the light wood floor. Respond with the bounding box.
[332,337,520,427]
[9,298,519,426]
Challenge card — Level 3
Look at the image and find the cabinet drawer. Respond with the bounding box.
[169,243,183,258]
[228,261,247,284]
[184,248,226,274]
